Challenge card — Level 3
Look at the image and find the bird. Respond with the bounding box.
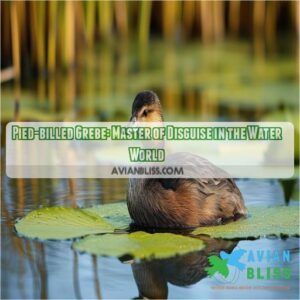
[127,90,247,229]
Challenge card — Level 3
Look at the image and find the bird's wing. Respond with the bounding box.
[162,152,242,195]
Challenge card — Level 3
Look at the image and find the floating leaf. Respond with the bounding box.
[15,203,299,242]
[84,202,131,229]
[192,206,299,239]
[73,231,205,260]
[15,207,115,240]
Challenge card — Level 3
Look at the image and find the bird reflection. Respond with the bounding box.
[130,236,238,299]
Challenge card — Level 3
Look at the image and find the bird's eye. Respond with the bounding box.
[143,109,148,117]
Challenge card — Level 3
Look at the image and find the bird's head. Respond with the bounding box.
[130,91,163,123]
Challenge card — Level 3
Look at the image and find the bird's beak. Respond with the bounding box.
[130,116,137,123]
[129,115,140,129]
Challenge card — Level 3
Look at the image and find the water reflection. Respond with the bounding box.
[131,237,237,299]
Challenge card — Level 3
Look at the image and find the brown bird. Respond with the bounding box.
[127,91,247,229]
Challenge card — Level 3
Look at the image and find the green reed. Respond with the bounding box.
[2,1,297,80]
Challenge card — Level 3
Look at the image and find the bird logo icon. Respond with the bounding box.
[205,249,246,278]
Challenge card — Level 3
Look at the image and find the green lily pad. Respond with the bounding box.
[192,206,299,239]
[73,231,205,260]
[15,203,298,241]
[84,202,131,229]
[15,207,115,240]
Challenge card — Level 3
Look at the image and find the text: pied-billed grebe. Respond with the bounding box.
[127,91,247,229]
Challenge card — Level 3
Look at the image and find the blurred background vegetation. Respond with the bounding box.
[1,0,299,156]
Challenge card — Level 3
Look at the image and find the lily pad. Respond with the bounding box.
[192,206,299,239]
[84,202,131,229]
[15,203,298,241]
[73,231,205,260]
[15,207,115,240]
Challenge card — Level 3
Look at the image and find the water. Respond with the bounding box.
[1,40,299,299]
[2,170,299,299]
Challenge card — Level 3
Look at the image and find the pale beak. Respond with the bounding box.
[129,115,140,129]
[130,116,137,123]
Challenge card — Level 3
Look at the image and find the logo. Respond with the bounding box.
[205,249,246,283]
[205,248,292,283]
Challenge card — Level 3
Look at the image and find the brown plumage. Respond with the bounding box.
[127,91,247,229]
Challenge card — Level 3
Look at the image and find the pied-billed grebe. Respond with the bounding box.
[127,91,247,229]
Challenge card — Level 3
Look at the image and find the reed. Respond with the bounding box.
[186,90,196,114]
[229,1,240,37]
[1,1,296,83]
[28,2,36,63]
[213,1,224,41]
[56,2,65,67]
[85,1,96,47]
[291,1,299,37]
[115,41,129,97]
[81,52,96,117]
[31,2,46,73]
[114,1,128,38]
[31,178,39,206]
[10,1,20,80]
[200,1,213,43]
[139,1,152,46]
[98,45,113,108]
[162,1,178,40]
[266,2,278,51]
[74,1,86,46]
[183,1,195,38]
[48,1,57,73]
[17,1,26,45]
[1,2,11,62]
[253,0,266,37]
[253,0,266,59]
[64,1,75,68]
[98,1,113,40]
